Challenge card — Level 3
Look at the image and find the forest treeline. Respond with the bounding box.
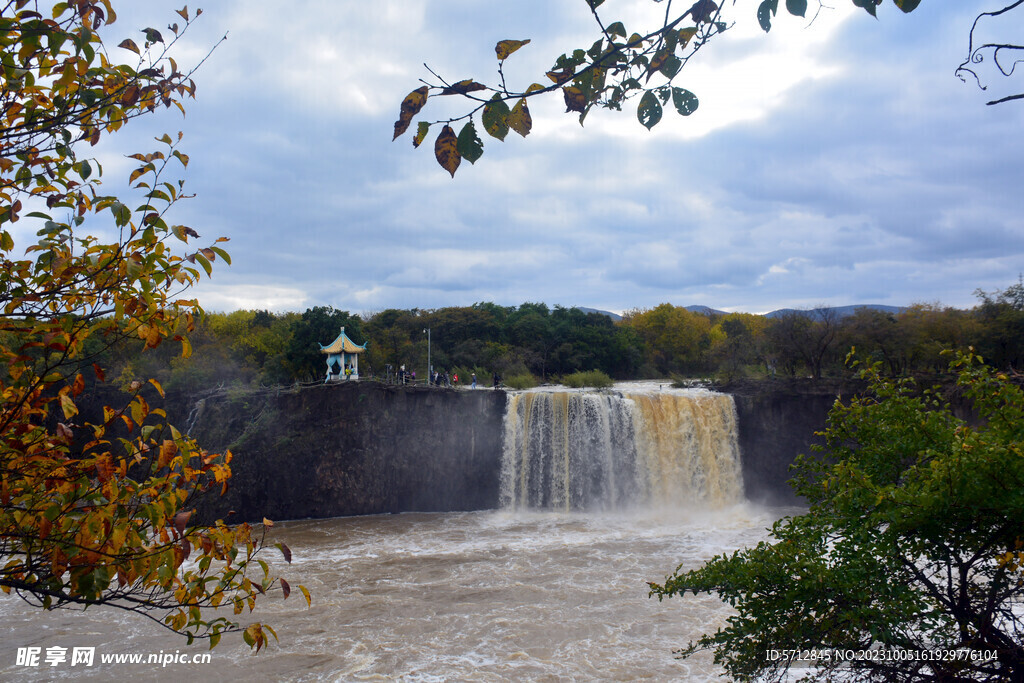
[101,281,1024,396]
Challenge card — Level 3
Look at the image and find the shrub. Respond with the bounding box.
[561,369,613,389]
[504,373,539,390]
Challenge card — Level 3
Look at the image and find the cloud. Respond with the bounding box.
[88,1,1024,317]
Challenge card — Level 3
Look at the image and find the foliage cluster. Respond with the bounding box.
[394,0,927,176]
[0,1,300,650]
[561,369,613,389]
[650,352,1024,681]
[99,281,1024,397]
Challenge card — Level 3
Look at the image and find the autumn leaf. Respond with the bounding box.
[393,86,429,140]
[495,39,530,60]
[508,98,532,137]
[172,510,191,536]
[434,125,461,177]
[440,79,487,96]
[562,86,586,113]
[546,68,575,85]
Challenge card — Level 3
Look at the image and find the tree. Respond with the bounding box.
[974,277,1024,371]
[284,306,363,381]
[392,0,1024,176]
[650,353,1024,681]
[0,2,304,649]
[766,308,839,379]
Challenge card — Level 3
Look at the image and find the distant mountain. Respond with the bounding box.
[576,304,904,322]
[685,305,727,316]
[764,304,905,320]
[576,307,622,321]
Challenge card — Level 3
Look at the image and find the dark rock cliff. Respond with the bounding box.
[187,383,507,524]
[138,380,883,521]
[715,379,867,506]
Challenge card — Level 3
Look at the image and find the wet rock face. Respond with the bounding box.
[723,380,861,506]
[190,383,508,523]
[179,380,871,521]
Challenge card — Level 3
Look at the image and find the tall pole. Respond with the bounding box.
[423,328,430,385]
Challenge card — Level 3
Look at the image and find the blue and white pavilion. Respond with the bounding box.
[320,327,367,381]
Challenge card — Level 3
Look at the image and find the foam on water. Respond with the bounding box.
[0,507,797,681]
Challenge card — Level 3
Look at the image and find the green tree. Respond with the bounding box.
[284,306,363,381]
[650,353,1024,680]
[974,277,1024,370]
[0,2,303,649]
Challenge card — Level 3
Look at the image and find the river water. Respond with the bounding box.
[1,385,794,680]
[0,506,793,681]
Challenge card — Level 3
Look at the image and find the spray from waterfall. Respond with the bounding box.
[500,387,744,510]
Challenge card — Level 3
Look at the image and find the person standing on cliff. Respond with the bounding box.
[471,373,477,389]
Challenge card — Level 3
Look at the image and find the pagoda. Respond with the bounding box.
[320,327,367,381]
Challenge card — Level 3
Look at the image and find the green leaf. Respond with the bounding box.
[637,90,662,130]
[852,0,880,17]
[456,121,483,164]
[893,0,920,11]
[785,0,807,18]
[659,54,682,79]
[606,22,626,39]
[672,87,699,116]
[757,0,779,32]
[482,94,510,141]
[413,121,430,149]
[586,0,605,7]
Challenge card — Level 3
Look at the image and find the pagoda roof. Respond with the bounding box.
[320,328,367,354]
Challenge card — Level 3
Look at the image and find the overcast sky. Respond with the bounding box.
[87,1,1024,315]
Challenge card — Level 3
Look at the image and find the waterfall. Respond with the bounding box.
[500,387,744,510]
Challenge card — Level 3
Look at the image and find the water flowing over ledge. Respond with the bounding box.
[500,385,745,511]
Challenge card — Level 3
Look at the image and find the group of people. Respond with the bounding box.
[383,365,502,390]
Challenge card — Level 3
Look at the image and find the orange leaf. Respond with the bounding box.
[173,510,191,536]
[158,440,178,469]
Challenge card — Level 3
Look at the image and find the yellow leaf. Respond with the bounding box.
[495,39,531,60]
[508,99,532,137]
[392,86,428,140]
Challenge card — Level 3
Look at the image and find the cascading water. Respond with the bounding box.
[500,385,744,510]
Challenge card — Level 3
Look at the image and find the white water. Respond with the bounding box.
[0,385,791,681]
[501,385,744,510]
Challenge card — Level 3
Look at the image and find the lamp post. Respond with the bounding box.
[423,328,430,385]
